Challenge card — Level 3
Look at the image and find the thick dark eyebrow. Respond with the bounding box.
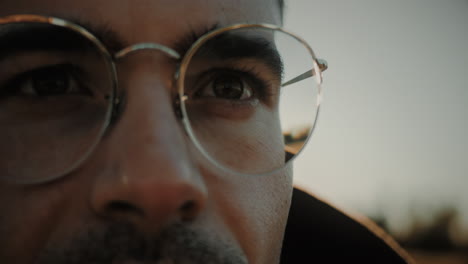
[0,17,283,78]
[190,32,284,80]
[0,19,126,59]
[0,16,222,59]
[173,24,220,56]
[71,19,128,54]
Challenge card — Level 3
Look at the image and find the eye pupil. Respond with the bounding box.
[213,75,244,99]
[32,67,70,96]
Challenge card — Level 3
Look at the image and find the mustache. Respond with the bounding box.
[35,221,247,264]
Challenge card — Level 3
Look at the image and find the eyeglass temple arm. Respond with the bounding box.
[281,59,328,87]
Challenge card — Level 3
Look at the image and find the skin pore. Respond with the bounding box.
[0,1,292,263]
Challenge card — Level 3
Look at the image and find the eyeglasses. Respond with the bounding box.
[0,14,327,184]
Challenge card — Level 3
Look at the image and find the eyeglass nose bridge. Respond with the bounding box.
[114,43,181,60]
[109,43,186,125]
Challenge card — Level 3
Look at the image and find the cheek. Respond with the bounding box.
[188,105,285,175]
[0,185,62,262]
[0,175,91,263]
[250,168,293,261]
[208,166,293,264]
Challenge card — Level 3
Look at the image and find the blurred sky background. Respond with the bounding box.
[284,0,468,240]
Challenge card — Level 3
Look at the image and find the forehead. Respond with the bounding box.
[0,0,281,44]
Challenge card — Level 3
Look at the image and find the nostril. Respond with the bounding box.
[180,200,195,211]
[179,200,198,221]
[105,200,144,216]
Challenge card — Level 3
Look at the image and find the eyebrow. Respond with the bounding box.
[73,20,129,53]
[0,17,222,57]
[0,18,283,79]
[173,24,220,56]
[0,21,126,58]
[189,32,284,80]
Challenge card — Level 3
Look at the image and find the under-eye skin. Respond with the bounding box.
[1,63,92,98]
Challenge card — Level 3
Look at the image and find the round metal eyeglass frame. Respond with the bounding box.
[0,14,328,183]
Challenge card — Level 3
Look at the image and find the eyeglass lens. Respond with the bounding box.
[0,21,320,182]
[0,22,113,183]
[181,27,320,175]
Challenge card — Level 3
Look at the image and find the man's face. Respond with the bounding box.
[0,0,293,263]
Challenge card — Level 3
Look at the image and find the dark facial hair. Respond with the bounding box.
[34,221,247,264]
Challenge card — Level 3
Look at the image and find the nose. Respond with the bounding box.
[90,57,207,229]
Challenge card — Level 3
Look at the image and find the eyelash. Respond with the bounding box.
[235,65,277,98]
[195,65,278,100]
[1,63,89,96]
[0,62,279,104]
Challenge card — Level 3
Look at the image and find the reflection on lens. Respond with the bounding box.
[179,25,322,175]
[283,125,312,154]
[0,21,114,183]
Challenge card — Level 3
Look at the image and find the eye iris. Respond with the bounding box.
[213,75,244,99]
[32,68,70,96]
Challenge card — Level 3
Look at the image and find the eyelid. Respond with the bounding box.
[2,64,90,96]
[194,69,251,98]
[0,52,75,83]
[188,66,282,111]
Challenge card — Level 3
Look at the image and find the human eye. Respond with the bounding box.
[193,68,261,101]
[2,63,91,97]
[192,65,280,103]
[184,65,280,120]
[0,59,103,120]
